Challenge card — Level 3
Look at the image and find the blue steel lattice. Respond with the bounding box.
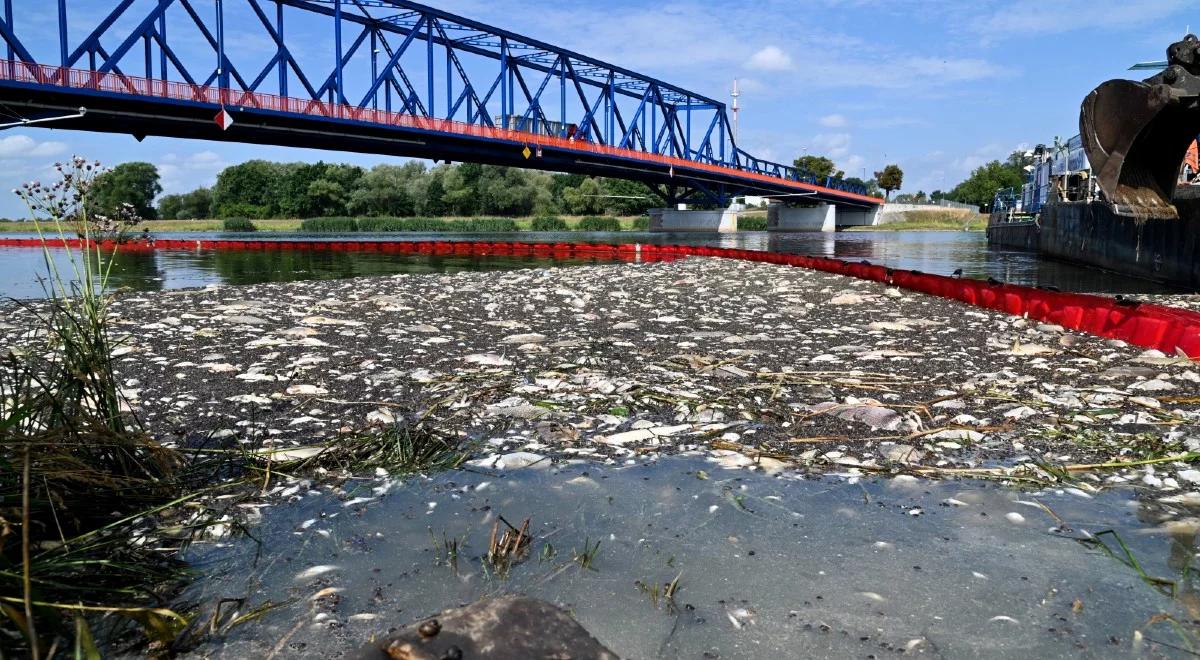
[0,0,874,202]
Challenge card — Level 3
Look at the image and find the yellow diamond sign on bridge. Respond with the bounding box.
[522,146,532,160]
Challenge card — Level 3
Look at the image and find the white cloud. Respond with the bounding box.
[810,132,853,159]
[818,114,849,128]
[0,135,67,160]
[156,150,229,195]
[745,46,794,72]
[972,0,1190,39]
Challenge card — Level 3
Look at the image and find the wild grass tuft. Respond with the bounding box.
[304,216,521,233]
[2,157,192,657]
[429,528,466,573]
[530,216,568,232]
[572,537,602,570]
[271,422,465,474]
[576,216,621,232]
[457,217,519,232]
[636,572,683,613]
[300,217,359,232]
[221,217,257,232]
[738,216,768,231]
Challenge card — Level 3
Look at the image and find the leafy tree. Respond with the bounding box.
[157,194,183,220]
[347,163,421,217]
[600,178,662,215]
[793,155,844,180]
[930,190,945,202]
[422,173,448,216]
[476,166,540,216]
[275,162,323,218]
[89,162,162,219]
[179,187,213,219]
[213,160,285,218]
[942,150,1034,210]
[844,176,881,197]
[562,178,605,215]
[946,160,1024,209]
[551,173,586,201]
[440,165,481,215]
[305,178,348,217]
[874,164,904,200]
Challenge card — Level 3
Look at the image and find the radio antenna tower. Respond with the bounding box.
[731,79,741,143]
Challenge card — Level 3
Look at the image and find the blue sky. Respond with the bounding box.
[0,0,1194,217]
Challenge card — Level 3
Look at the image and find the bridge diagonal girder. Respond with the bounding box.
[173,0,253,91]
[514,55,560,132]
[346,1,427,115]
[508,62,552,132]
[430,19,487,123]
[245,0,321,100]
[0,10,34,64]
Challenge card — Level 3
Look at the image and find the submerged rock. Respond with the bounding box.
[356,596,618,660]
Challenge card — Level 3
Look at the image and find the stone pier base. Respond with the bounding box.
[649,208,739,233]
[767,203,882,232]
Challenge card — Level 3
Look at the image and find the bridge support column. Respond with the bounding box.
[767,203,882,232]
[649,208,739,233]
[767,203,836,232]
[837,206,883,228]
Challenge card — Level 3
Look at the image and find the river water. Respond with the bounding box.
[178,456,1200,659]
[0,230,1187,300]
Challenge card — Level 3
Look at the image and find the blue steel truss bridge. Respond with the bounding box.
[0,0,883,213]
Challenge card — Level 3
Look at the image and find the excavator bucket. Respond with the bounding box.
[1080,34,1200,219]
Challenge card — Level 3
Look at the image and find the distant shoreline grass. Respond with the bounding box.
[847,209,987,232]
[0,210,989,234]
[0,215,649,233]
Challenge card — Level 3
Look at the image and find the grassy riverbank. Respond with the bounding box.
[0,215,647,233]
[0,210,987,234]
[848,209,987,232]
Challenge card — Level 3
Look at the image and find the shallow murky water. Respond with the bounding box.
[177,457,1196,659]
[0,230,1184,300]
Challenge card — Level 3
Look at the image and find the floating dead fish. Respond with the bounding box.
[302,315,365,327]
[464,353,513,366]
[294,565,339,581]
[286,384,329,396]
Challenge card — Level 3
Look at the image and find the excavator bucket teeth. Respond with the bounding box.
[1079,35,1200,219]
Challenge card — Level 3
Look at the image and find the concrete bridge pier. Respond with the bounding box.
[768,203,836,232]
[767,203,881,232]
[648,207,740,233]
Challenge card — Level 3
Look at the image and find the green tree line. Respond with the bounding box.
[939,151,1035,210]
[154,161,664,220]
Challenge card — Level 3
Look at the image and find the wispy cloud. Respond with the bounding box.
[0,135,67,161]
[156,150,229,196]
[746,46,794,72]
[818,114,849,128]
[971,0,1191,40]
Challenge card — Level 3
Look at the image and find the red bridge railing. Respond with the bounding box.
[0,60,883,205]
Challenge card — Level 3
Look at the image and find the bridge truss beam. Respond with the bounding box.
[0,0,876,206]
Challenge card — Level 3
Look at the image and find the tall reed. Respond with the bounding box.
[1,158,185,658]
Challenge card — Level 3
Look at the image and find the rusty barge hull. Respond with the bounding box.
[1034,192,1200,290]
